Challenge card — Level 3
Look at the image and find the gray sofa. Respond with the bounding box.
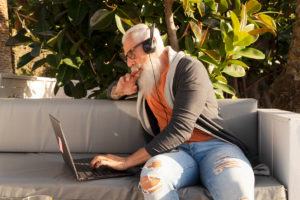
[0,98,295,200]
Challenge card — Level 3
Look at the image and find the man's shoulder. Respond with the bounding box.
[175,54,207,74]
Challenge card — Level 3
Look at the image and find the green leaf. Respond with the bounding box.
[230,11,240,36]
[233,0,241,16]
[213,81,235,95]
[73,82,87,98]
[46,30,64,48]
[32,58,47,71]
[214,89,224,99]
[199,55,221,67]
[206,0,216,11]
[218,0,228,13]
[46,54,60,67]
[201,49,221,63]
[17,52,34,69]
[215,75,228,84]
[227,60,249,69]
[197,0,205,17]
[223,64,246,77]
[56,64,73,87]
[224,34,234,54]
[246,0,262,14]
[257,14,276,30]
[70,39,84,55]
[240,5,247,32]
[115,14,126,34]
[64,81,87,99]
[63,81,75,96]
[30,43,41,57]
[234,47,265,59]
[185,35,194,53]
[189,21,202,42]
[67,0,89,25]
[90,9,115,30]
[234,31,255,47]
[5,30,32,46]
[63,57,81,69]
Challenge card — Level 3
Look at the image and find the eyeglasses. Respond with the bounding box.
[122,41,145,63]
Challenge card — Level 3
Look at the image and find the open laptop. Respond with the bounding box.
[49,114,140,181]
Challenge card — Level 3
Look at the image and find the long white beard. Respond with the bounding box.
[137,56,161,98]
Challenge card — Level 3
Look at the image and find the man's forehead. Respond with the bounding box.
[124,34,145,52]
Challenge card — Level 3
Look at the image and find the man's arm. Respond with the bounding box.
[145,57,212,156]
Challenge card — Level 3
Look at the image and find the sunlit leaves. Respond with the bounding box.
[115,15,126,34]
[189,21,202,42]
[223,64,246,77]
[213,81,236,95]
[234,47,265,59]
[246,0,261,15]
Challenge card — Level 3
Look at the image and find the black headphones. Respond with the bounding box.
[142,23,156,54]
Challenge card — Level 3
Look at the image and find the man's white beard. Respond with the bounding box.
[137,56,161,98]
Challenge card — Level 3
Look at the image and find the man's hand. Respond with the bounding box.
[90,154,129,171]
[114,67,141,96]
[90,148,151,171]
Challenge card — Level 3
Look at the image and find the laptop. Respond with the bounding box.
[49,114,140,181]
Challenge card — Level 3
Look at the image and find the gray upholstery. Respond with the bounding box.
[0,98,286,200]
[0,99,144,153]
[0,153,286,200]
[218,99,258,157]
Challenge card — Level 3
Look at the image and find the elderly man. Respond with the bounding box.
[90,24,254,200]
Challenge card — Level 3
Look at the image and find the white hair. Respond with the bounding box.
[122,24,164,48]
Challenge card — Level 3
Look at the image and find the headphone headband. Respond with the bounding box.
[142,23,156,54]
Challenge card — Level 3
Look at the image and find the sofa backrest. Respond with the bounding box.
[0,98,257,155]
[218,99,258,156]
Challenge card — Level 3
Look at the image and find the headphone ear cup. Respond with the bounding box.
[143,39,156,54]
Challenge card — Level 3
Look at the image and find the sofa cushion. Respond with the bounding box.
[0,153,286,200]
[0,99,144,153]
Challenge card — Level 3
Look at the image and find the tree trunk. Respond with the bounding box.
[164,0,179,51]
[270,0,300,113]
[0,0,13,73]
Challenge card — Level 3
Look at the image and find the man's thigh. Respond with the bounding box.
[140,149,199,191]
[194,140,254,200]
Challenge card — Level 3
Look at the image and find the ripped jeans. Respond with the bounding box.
[139,139,254,200]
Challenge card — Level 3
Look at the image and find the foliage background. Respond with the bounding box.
[6,0,296,104]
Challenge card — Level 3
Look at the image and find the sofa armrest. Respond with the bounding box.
[258,109,300,200]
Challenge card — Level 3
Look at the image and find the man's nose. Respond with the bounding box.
[127,58,135,68]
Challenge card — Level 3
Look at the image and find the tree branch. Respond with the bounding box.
[164,0,179,51]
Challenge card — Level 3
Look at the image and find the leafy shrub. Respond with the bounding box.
[6,0,277,99]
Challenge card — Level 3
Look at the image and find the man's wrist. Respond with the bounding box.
[111,86,124,99]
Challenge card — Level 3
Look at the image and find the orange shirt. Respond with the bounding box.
[146,65,214,143]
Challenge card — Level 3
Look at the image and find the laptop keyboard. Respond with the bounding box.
[74,157,128,177]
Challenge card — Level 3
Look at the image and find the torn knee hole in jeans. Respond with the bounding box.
[145,160,162,169]
[140,176,163,194]
[214,158,241,175]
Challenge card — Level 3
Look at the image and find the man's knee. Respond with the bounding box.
[140,160,163,194]
[140,176,163,194]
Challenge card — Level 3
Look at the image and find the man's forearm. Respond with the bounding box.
[125,147,152,168]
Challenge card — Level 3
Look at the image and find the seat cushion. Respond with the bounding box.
[0,153,286,200]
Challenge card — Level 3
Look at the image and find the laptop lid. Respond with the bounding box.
[49,114,80,180]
